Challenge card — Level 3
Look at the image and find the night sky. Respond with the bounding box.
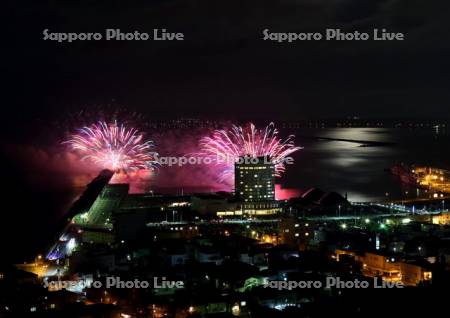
[2,0,450,262]
[4,0,450,125]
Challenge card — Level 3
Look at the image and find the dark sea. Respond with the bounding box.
[280,127,450,202]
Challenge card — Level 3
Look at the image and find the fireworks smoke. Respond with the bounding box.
[64,121,158,172]
[199,122,301,182]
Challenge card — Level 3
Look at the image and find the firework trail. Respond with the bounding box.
[64,121,158,172]
[199,122,302,181]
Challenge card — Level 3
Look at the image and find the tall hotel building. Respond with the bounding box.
[235,156,280,216]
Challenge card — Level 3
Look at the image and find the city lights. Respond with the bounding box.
[4,3,449,314]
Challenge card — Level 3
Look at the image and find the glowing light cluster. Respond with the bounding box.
[64,121,157,172]
[200,122,301,181]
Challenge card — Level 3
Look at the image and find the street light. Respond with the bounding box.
[403,191,409,207]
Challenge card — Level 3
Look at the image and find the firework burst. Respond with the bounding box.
[199,122,302,181]
[64,121,157,172]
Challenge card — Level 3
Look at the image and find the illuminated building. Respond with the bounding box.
[413,166,450,194]
[235,156,275,202]
[279,217,304,248]
[335,250,433,286]
[400,262,433,286]
[71,184,129,244]
[77,184,130,228]
[235,156,280,216]
[432,211,450,225]
[358,252,402,282]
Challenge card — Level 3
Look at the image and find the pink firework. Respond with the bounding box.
[200,122,301,181]
[64,121,157,172]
